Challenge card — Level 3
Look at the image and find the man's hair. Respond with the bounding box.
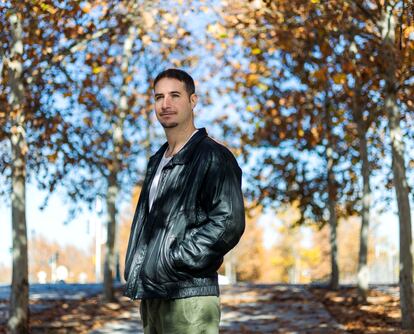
[153,68,195,96]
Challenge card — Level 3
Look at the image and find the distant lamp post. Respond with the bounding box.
[224,251,237,284]
[78,272,87,284]
[37,271,47,284]
[48,252,59,283]
[56,265,68,283]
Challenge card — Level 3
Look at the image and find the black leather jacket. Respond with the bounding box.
[123,128,245,300]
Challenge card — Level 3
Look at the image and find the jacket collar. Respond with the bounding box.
[150,128,207,167]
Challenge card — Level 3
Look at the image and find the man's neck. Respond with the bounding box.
[164,124,197,157]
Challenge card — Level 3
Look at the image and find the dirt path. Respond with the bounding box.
[90,284,346,334]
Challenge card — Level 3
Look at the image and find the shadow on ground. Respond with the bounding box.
[90,284,345,334]
[0,283,406,333]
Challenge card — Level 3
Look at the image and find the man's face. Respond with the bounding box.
[154,78,197,129]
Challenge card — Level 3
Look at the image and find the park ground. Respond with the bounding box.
[0,283,410,333]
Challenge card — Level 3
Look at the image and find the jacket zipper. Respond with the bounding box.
[137,167,170,286]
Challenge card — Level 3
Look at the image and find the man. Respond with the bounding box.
[123,68,245,334]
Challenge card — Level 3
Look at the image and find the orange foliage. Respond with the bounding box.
[311,216,383,284]
[28,234,94,283]
[226,205,267,281]
[0,262,11,283]
[225,203,387,285]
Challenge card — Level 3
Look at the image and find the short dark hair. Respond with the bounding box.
[153,68,195,96]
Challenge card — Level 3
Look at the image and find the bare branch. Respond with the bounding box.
[65,28,110,55]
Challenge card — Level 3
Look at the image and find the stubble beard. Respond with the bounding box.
[160,122,179,129]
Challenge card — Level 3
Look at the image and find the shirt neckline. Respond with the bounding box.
[163,129,199,159]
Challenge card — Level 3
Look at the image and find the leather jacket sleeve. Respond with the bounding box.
[171,152,245,272]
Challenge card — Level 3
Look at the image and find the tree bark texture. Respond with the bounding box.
[104,171,118,302]
[324,98,339,290]
[380,4,414,329]
[7,10,29,334]
[327,158,339,290]
[354,83,371,303]
[103,24,135,302]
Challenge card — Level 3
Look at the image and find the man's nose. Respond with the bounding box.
[162,96,171,109]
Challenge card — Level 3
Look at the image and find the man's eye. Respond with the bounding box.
[172,94,180,98]
[155,96,162,101]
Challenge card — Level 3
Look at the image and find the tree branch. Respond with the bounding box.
[350,0,380,29]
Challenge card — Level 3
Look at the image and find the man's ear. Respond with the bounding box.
[190,94,198,110]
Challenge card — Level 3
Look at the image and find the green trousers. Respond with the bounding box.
[139,296,220,334]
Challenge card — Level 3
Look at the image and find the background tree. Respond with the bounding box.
[28,234,95,283]
[218,0,365,290]
[217,0,413,317]
[372,1,414,327]
[58,0,217,301]
[222,205,266,282]
[0,2,110,332]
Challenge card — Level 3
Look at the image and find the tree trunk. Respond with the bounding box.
[103,171,118,302]
[324,96,339,290]
[388,89,414,329]
[380,4,414,329]
[7,10,29,334]
[103,24,135,302]
[327,154,339,290]
[354,83,371,303]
